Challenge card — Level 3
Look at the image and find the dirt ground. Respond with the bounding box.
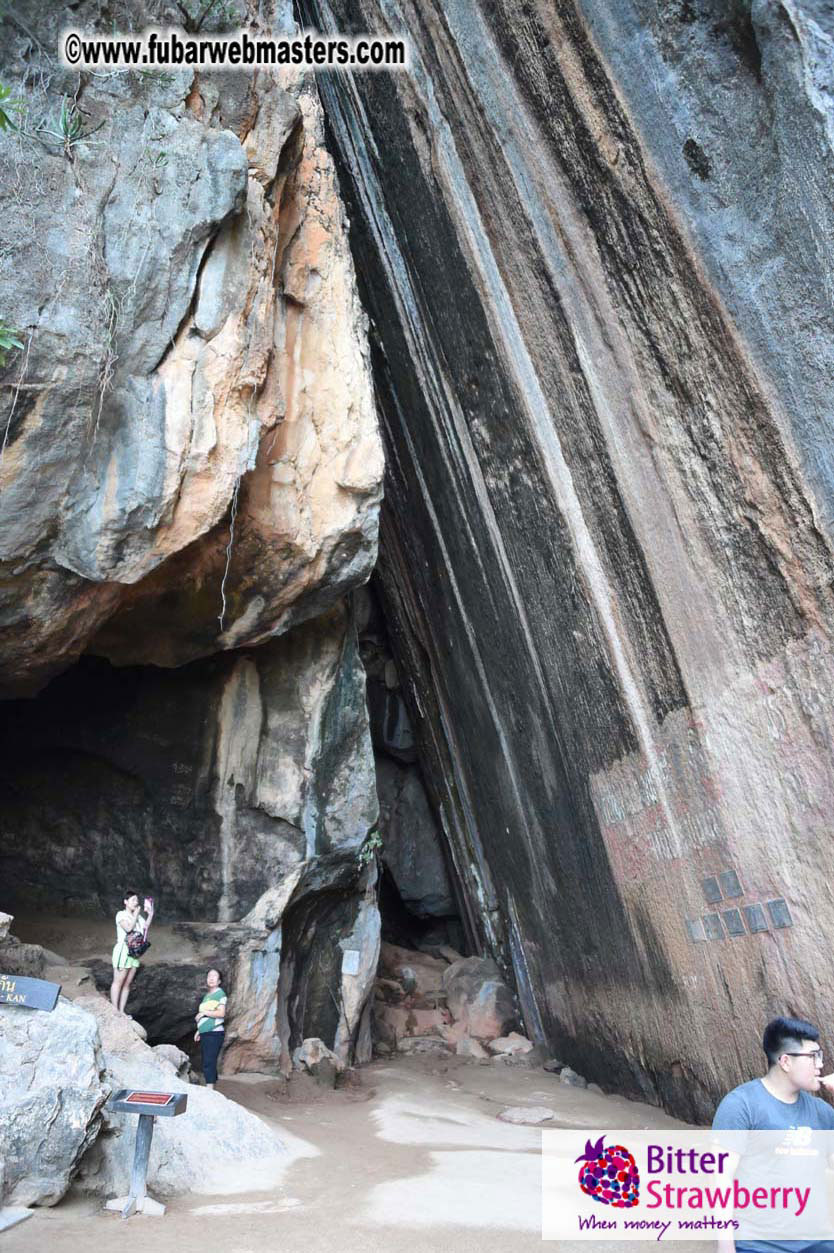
[3,1052,709,1253]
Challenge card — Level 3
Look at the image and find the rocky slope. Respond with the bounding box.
[300,0,834,1119]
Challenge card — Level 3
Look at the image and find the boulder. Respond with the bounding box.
[560,1067,588,1088]
[79,1049,287,1199]
[0,911,12,941]
[374,1003,450,1046]
[292,1037,343,1074]
[442,956,516,1040]
[0,933,55,980]
[543,1058,564,1073]
[0,17,382,697]
[396,1036,453,1055]
[456,1035,490,1061]
[379,942,448,1004]
[73,994,148,1054]
[0,999,108,1207]
[152,1044,192,1080]
[488,1032,533,1056]
[497,1106,555,1126]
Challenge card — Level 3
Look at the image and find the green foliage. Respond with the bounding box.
[0,321,24,369]
[38,96,105,159]
[0,82,23,133]
[58,98,84,145]
[357,829,384,868]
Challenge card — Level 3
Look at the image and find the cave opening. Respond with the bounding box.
[1,582,470,1063]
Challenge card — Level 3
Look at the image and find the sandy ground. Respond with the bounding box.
[2,1053,708,1253]
[11,914,203,965]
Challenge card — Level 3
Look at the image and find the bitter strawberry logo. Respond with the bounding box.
[576,1135,640,1208]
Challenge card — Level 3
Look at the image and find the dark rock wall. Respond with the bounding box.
[300,0,834,1118]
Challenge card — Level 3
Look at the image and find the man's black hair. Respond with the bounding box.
[763,1016,819,1066]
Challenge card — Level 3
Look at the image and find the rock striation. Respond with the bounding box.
[301,0,834,1118]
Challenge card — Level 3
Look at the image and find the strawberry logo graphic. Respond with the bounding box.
[576,1135,640,1208]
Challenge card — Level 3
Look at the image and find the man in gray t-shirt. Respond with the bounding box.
[712,1015,834,1253]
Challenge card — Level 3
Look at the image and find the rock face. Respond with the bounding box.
[375,755,456,920]
[301,0,834,1117]
[0,0,382,697]
[0,0,384,1113]
[0,1000,108,1207]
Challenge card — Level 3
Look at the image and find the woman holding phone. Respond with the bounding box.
[110,891,154,1013]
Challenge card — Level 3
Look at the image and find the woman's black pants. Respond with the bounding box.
[200,1030,224,1083]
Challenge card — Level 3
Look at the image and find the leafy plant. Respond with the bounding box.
[0,82,23,133]
[38,96,105,159]
[0,321,24,368]
[357,829,384,868]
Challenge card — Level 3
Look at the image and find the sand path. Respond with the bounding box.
[3,1052,703,1253]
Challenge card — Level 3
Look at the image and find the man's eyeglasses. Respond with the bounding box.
[783,1050,824,1063]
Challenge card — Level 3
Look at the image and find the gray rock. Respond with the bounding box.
[0,999,108,1206]
[3,608,375,924]
[367,681,417,761]
[396,1036,454,1055]
[560,1067,588,1089]
[292,1037,343,1073]
[456,1035,490,1060]
[543,1058,564,1074]
[376,756,455,917]
[152,1044,192,1080]
[79,1048,287,1199]
[587,1083,604,1095]
[442,957,517,1040]
[488,1031,533,1056]
[497,1106,555,1125]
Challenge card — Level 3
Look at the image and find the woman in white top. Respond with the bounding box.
[110,890,154,1013]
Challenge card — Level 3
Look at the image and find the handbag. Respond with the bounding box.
[126,930,151,958]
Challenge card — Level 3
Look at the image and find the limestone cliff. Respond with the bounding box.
[301,0,834,1118]
[0,0,383,1075]
[0,0,382,696]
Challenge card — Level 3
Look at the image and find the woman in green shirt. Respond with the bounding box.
[194,968,227,1089]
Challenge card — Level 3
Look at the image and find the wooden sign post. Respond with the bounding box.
[105,1089,188,1218]
[0,973,61,1011]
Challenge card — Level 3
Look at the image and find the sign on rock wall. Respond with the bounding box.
[0,973,61,1011]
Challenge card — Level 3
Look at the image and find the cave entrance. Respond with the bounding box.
[0,587,473,1063]
[0,647,310,1062]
